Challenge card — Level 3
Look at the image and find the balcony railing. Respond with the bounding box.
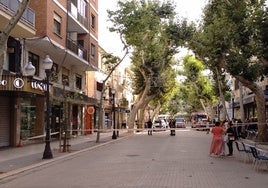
[67,37,87,61]
[0,0,35,27]
[67,1,88,29]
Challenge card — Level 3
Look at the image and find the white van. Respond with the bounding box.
[152,119,168,130]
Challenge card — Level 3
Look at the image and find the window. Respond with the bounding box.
[91,14,95,29]
[75,74,82,90]
[78,0,86,18]
[53,12,61,36]
[96,82,103,91]
[90,43,95,58]
[28,52,39,76]
[62,68,69,86]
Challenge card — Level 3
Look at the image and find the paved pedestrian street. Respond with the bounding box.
[0,129,267,188]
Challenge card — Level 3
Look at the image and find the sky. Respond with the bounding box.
[98,0,208,62]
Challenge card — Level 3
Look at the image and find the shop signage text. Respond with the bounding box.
[0,77,46,92]
[30,81,47,91]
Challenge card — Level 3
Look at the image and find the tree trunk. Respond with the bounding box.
[137,107,144,131]
[126,77,156,131]
[216,68,230,121]
[238,81,245,122]
[151,103,161,120]
[254,87,268,142]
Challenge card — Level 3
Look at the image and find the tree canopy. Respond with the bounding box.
[108,0,194,128]
[188,0,268,141]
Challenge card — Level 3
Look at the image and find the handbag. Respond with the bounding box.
[223,134,228,142]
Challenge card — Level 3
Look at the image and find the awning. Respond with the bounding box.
[24,36,98,72]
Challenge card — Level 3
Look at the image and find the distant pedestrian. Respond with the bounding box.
[209,121,225,157]
[226,122,235,156]
[147,119,153,135]
[169,118,176,136]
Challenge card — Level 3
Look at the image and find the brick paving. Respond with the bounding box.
[0,129,267,188]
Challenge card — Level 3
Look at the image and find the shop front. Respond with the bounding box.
[52,87,98,137]
[0,74,45,147]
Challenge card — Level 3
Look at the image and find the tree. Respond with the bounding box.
[0,0,30,79]
[108,0,193,129]
[188,0,268,141]
[96,50,129,143]
[179,55,216,119]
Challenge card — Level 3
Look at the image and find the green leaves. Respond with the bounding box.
[190,0,268,81]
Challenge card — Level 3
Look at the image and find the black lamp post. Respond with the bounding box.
[111,88,117,139]
[25,55,53,159]
[43,55,53,159]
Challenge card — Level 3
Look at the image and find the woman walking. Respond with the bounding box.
[210,121,225,157]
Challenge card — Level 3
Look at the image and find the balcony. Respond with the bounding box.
[0,0,35,38]
[67,1,88,33]
[67,37,87,61]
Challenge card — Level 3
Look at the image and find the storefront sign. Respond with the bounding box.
[30,81,47,91]
[13,78,24,88]
[0,80,7,86]
[87,106,95,114]
[0,75,44,95]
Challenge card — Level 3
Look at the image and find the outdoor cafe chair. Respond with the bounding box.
[234,141,248,162]
[249,146,268,172]
[241,142,253,162]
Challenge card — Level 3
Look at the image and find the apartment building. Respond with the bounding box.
[0,0,99,147]
[89,46,132,132]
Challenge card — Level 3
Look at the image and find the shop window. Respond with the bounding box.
[20,98,42,140]
[76,74,82,90]
[28,52,39,76]
[53,12,62,36]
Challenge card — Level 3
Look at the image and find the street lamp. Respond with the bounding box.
[111,87,117,139]
[26,55,53,159]
[24,61,36,76]
[42,55,53,159]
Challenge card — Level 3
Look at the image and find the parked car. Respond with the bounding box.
[152,119,168,131]
[175,118,186,128]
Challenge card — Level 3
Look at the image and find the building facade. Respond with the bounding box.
[89,46,132,132]
[0,0,99,147]
[232,77,268,121]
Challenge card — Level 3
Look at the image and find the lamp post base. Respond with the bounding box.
[112,131,117,139]
[43,142,53,159]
